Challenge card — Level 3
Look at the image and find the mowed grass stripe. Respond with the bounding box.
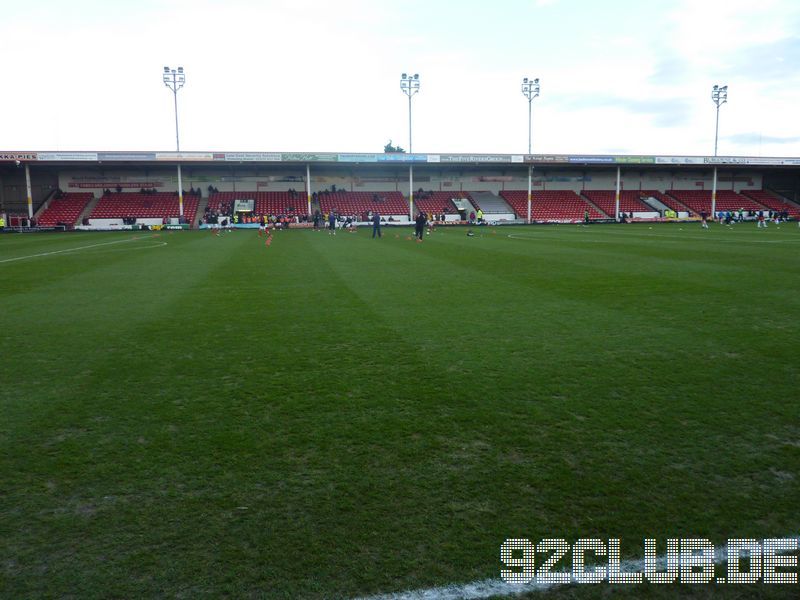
[0,226,798,599]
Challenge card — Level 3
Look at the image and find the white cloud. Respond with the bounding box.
[1,0,799,156]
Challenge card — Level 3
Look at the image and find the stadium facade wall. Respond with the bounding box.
[54,167,763,198]
[2,170,59,215]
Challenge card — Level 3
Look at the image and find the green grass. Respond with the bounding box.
[1,223,799,599]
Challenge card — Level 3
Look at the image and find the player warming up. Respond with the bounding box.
[415,211,426,242]
[372,211,382,238]
[328,210,337,235]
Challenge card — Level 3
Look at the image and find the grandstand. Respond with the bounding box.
[207,191,308,217]
[413,191,465,215]
[468,191,515,215]
[3,152,800,229]
[665,189,765,214]
[36,192,93,228]
[582,190,655,216]
[741,189,800,217]
[648,190,691,213]
[500,190,606,221]
[89,192,198,222]
[317,191,408,218]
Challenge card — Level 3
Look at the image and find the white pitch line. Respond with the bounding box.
[89,241,168,253]
[507,231,800,244]
[0,236,145,264]
[357,576,551,599]
[356,537,800,600]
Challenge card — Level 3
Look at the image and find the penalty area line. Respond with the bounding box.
[0,236,148,264]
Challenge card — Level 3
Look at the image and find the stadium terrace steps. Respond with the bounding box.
[659,192,693,213]
[639,193,671,213]
[32,189,57,220]
[579,194,611,219]
[79,195,100,224]
[37,193,94,228]
[582,190,654,216]
[452,195,478,219]
[89,192,198,222]
[319,191,409,217]
[469,191,515,214]
[413,191,460,215]
[194,195,209,227]
[741,189,800,217]
[499,190,605,221]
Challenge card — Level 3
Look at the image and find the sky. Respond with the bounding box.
[1,0,799,157]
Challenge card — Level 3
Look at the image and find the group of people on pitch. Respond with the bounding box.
[700,208,795,229]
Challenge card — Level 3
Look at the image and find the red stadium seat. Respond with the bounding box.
[582,190,654,215]
[318,192,409,218]
[413,191,466,215]
[207,191,308,217]
[740,190,800,217]
[499,190,604,221]
[665,190,765,214]
[37,193,94,228]
[90,192,198,222]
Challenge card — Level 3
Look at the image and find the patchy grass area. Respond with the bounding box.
[1,223,799,598]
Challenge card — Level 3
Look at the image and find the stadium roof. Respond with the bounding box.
[2,150,800,168]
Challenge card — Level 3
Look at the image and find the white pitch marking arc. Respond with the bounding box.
[355,536,800,600]
[0,236,165,264]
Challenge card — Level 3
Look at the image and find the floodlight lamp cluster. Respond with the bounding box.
[163,66,186,91]
[521,77,540,100]
[711,84,728,107]
[400,73,420,97]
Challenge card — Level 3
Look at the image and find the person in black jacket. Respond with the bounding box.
[415,211,426,242]
[372,211,382,238]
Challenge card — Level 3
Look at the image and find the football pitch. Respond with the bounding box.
[1,223,799,598]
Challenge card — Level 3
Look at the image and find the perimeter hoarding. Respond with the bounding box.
[1,150,799,167]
